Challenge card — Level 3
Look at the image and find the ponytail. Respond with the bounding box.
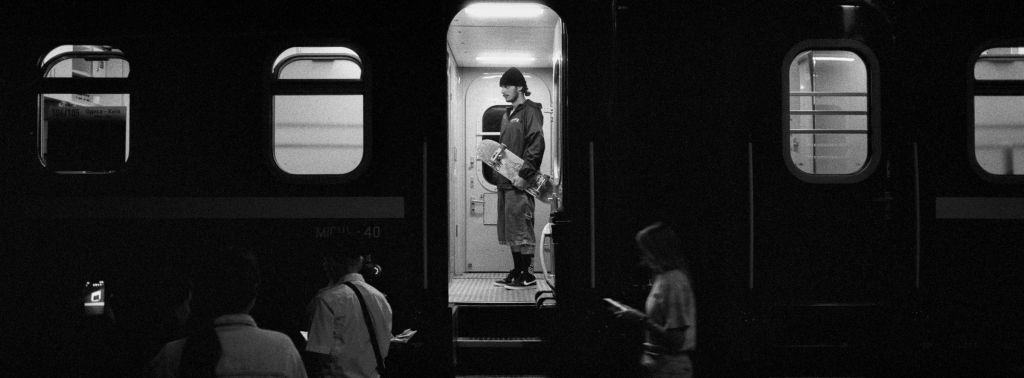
[178,318,221,378]
[177,248,260,377]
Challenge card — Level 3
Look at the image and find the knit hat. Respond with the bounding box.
[500,67,527,88]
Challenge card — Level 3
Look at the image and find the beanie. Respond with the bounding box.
[500,67,527,88]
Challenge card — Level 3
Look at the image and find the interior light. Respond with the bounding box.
[813,57,856,62]
[476,54,537,64]
[465,3,544,18]
[482,74,533,79]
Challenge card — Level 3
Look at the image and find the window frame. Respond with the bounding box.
[266,44,371,182]
[968,40,1024,183]
[781,39,881,184]
[37,45,131,174]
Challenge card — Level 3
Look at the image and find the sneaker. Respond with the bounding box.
[493,269,516,287]
[519,271,538,286]
[503,271,537,290]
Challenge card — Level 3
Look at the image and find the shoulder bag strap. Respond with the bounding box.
[343,281,385,374]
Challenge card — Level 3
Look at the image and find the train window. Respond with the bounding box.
[972,47,1024,177]
[480,105,505,186]
[271,47,366,176]
[274,47,361,80]
[38,45,130,174]
[786,49,870,179]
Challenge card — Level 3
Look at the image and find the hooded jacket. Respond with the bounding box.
[494,99,545,190]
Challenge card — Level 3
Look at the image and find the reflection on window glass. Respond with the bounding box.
[38,45,130,173]
[279,59,360,80]
[974,47,1024,176]
[274,47,361,79]
[43,45,130,78]
[787,50,868,175]
[974,96,1024,175]
[272,47,365,176]
[975,47,1024,81]
[273,95,363,175]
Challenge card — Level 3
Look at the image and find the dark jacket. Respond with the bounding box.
[495,99,545,190]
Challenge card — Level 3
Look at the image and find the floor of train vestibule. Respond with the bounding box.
[448,273,554,304]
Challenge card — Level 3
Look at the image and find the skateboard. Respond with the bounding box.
[476,139,558,204]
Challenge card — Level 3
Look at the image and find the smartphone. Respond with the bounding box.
[603,297,630,313]
[83,280,106,316]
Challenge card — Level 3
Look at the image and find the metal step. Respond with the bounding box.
[457,336,544,348]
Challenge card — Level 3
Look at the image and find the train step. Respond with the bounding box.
[456,336,544,348]
[452,304,553,375]
[454,344,551,376]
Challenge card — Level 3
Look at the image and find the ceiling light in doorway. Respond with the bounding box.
[812,57,855,62]
[476,54,537,64]
[465,3,544,18]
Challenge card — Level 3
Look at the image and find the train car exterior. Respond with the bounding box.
[3,0,1024,377]
[0,1,612,377]
[0,2,457,376]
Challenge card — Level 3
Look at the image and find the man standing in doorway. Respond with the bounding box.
[492,67,545,290]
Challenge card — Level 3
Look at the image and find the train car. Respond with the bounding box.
[0,1,611,377]
[599,0,1024,376]
[0,1,454,376]
[3,0,1024,377]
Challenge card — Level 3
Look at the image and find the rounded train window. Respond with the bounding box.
[972,46,1024,179]
[784,41,879,183]
[38,45,130,174]
[270,47,367,177]
[480,105,505,186]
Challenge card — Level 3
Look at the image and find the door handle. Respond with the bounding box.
[470,197,485,214]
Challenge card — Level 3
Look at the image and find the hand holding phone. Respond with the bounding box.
[604,298,646,322]
[83,281,106,316]
[603,298,630,312]
[391,328,417,344]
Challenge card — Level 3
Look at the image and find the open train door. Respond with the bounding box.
[445,2,566,375]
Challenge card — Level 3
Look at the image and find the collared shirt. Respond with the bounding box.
[150,313,307,378]
[306,273,393,378]
[645,269,697,352]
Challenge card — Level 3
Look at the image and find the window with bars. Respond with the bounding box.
[786,49,870,178]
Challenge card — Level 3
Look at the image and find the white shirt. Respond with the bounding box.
[306,273,393,378]
[645,269,697,352]
[150,313,307,378]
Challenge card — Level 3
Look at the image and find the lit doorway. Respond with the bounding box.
[447,2,564,302]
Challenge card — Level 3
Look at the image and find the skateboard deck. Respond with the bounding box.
[476,139,558,204]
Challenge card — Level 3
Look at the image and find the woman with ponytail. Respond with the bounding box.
[151,248,306,377]
[609,222,697,378]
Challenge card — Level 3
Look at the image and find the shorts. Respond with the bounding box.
[497,189,535,254]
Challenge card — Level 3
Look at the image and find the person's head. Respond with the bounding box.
[190,247,260,317]
[500,67,531,103]
[322,236,371,281]
[635,222,689,274]
[165,268,193,327]
[179,248,260,378]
